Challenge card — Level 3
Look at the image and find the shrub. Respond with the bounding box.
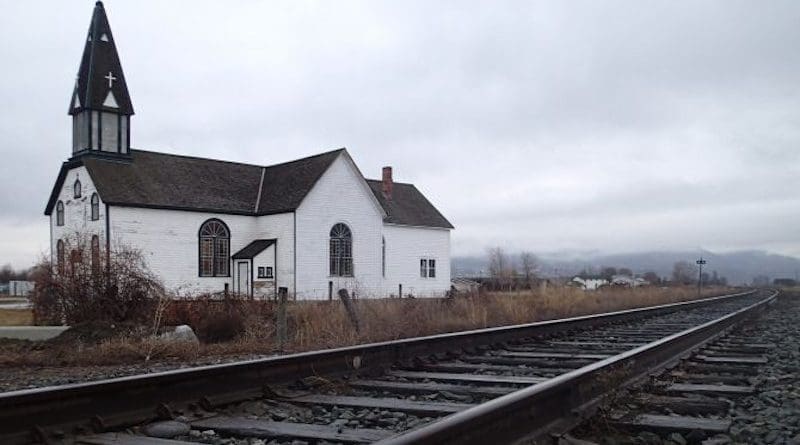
[195,311,246,343]
[164,293,260,343]
[30,235,165,326]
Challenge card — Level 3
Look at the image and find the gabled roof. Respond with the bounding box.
[45,148,343,216]
[69,1,133,115]
[232,239,276,259]
[366,180,454,229]
[45,148,453,230]
[256,149,347,214]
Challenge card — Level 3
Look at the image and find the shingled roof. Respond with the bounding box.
[366,180,454,229]
[45,149,343,216]
[232,239,276,259]
[45,148,453,229]
[69,1,133,115]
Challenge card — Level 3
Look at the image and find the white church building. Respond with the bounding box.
[44,2,453,299]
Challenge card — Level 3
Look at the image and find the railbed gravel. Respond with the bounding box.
[0,353,277,392]
[572,291,800,445]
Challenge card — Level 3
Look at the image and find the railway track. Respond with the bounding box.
[0,289,775,445]
[569,288,792,444]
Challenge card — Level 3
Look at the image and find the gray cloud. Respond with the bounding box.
[1,0,799,267]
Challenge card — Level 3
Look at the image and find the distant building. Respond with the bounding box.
[451,278,481,295]
[570,277,608,291]
[610,275,649,287]
[8,281,34,297]
[773,278,797,287]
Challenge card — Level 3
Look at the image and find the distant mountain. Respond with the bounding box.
[452,249,800,285]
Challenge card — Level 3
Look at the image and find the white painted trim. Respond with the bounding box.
[102,91,118,108]
[383,222,452,231]
[339,150,388,218]
[254,167,265,213]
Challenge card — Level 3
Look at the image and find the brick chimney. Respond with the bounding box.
[381,166,393,200]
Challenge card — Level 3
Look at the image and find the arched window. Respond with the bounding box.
[199,219,230,277]
[56,240,65,274]
[70,249,82,266]
[91,235,100,273]
[56,201,65,226]
[329,223,353,277]
[382,237,386,278]
[91,193,100,221]
[74,179,82,198]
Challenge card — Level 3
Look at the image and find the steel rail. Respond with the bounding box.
[376,289,777,445]
[0,290,756,444]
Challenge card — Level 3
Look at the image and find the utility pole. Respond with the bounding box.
[696,257,707,297]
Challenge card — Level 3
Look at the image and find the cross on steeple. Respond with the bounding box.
[68,1,134,157]
[69,1,133,116]
[105,71,117,88]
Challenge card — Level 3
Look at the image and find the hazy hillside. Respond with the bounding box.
[452,250,800,285]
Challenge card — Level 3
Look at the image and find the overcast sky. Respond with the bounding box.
[1,1,799,268]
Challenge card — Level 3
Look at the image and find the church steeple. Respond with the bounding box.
[70,1,134,156]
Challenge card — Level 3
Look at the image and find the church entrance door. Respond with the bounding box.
[236,261,250,296]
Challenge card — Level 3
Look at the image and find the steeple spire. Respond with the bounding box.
[69,1,134,156]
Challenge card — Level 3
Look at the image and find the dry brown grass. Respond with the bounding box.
[0,285,735,367]
[285,285,731,350]
[0,309,33,326]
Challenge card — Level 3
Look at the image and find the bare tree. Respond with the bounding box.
[0,264,13,283]
[642,271,660,284]
[519,251,538,289]
[30,234,166,325]
[487,247,512,290]
[600,266,617,281]
[671,261,695,285]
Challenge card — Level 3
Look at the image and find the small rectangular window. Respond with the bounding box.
[420,259,428,278]
[265,267,274,279]
[257,267,274,279]
[429,259,436,278]
[258,267,265,278]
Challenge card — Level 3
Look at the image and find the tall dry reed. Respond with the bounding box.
[284,285,731,351]
[0,285,735,367]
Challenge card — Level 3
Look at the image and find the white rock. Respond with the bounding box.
[160,324,199,343]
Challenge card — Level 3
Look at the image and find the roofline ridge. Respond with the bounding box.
[263,147,347,169]
[128,147,347,170]
[129,148,265,168]
[365,178,417,187]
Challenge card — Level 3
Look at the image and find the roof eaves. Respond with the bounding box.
[405,183,454,229]
[102,202,260,217]
[44,158,86,215]
[383,221,454,230]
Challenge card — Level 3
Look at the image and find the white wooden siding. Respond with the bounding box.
[50,166,106,260]
[382,224,451,298]
[109,208,295,295]
[295,154,385,299]
[252,245,277,298]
